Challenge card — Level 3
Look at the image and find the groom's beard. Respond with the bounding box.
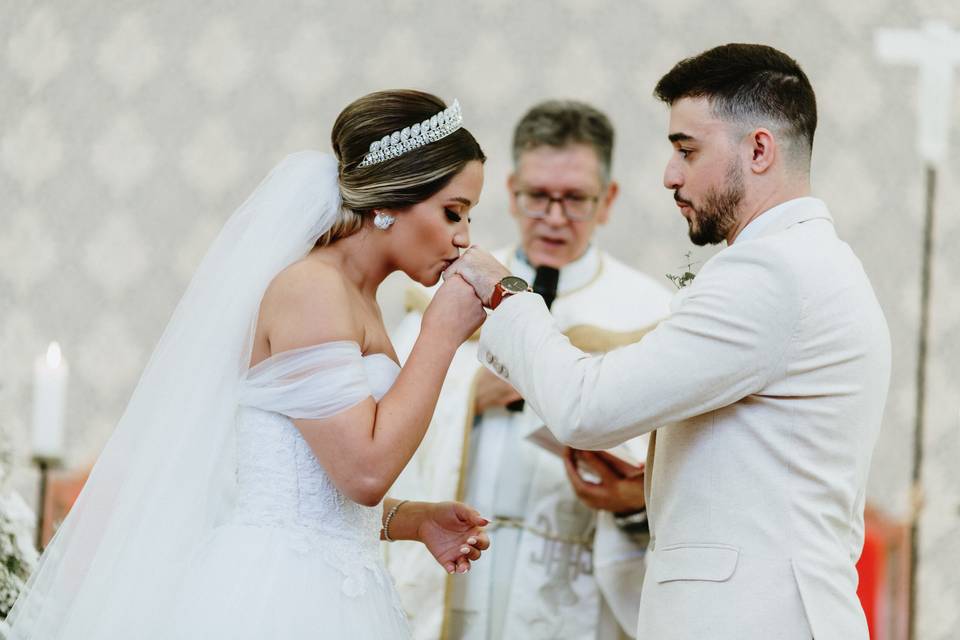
[676,160,744,246]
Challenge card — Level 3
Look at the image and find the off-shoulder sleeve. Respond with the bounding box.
[238,341,372,419]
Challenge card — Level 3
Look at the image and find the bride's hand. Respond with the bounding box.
[421,274,487,349]
[417,501,490,574]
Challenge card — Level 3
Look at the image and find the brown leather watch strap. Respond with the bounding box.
[490,280,532,310]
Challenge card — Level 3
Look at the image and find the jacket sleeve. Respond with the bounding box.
[477,245,801,450]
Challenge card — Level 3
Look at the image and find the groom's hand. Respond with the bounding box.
[443,246,511,308]
[563,448,646,514]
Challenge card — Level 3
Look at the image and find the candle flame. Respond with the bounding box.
[46,342,62,368]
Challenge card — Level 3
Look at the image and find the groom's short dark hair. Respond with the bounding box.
[654,44,817,168]
[512,100,615,183]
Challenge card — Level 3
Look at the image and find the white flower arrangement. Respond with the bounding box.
[0,436,38,622]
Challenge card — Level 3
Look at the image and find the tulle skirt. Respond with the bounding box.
[170,523,412,639]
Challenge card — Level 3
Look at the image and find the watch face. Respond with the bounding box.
[501,276,529,293]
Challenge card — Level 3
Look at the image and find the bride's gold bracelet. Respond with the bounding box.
[382,499,409,542]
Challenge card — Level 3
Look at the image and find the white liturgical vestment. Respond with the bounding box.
[386,246,672,640]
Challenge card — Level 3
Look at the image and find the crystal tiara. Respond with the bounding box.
[357,99,463,168]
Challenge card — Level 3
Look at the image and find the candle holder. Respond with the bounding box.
[31,453,62,552]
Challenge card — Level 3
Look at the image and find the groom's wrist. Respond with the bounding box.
[489,275,532,310]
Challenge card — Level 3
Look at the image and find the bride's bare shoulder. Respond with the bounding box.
[259,256,359,350]
[267,256,346,300]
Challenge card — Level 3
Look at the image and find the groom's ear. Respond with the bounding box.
[746,128,777,175]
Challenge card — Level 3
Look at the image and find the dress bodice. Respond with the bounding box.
[231,343,400,592]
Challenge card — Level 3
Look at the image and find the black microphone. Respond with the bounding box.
[507,265,560,412]
[532,265,560,310]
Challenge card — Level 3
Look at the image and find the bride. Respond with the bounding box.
[8,90,489,639]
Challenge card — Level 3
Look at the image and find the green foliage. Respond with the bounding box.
[666,252,699,289]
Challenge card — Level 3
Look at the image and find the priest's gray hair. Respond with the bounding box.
[512,100,615,184]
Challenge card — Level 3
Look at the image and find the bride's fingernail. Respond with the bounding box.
[467,537,477,545]
[460,547,470,554]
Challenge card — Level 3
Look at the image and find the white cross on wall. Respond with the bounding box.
[875,21,960,163]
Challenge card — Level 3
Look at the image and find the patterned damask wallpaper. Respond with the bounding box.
[1,1,958,636]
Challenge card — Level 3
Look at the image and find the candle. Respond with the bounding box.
[32,342,68,461]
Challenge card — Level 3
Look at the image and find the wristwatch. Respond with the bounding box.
[490,275,531,310]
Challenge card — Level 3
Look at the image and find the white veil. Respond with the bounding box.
[8,151,344,639]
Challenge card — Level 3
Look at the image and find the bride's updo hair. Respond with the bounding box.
[320,90,486,246]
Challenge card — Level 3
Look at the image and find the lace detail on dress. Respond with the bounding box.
[232,408,387,597]
[230,347,402,599]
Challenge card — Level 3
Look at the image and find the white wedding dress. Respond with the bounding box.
[7,153,418,639]
[171,341,412,639]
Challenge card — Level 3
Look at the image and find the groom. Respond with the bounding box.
[446,44,891,640]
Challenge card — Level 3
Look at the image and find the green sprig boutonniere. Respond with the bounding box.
[666,251,699,289]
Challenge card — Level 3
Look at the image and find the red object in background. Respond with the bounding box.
[856,506,910,640]
[40,467,90,548]
[857,524,885,638]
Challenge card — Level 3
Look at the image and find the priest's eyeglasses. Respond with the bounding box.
[514,190,601,222]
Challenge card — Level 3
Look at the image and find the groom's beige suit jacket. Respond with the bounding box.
[476,198,891,640]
